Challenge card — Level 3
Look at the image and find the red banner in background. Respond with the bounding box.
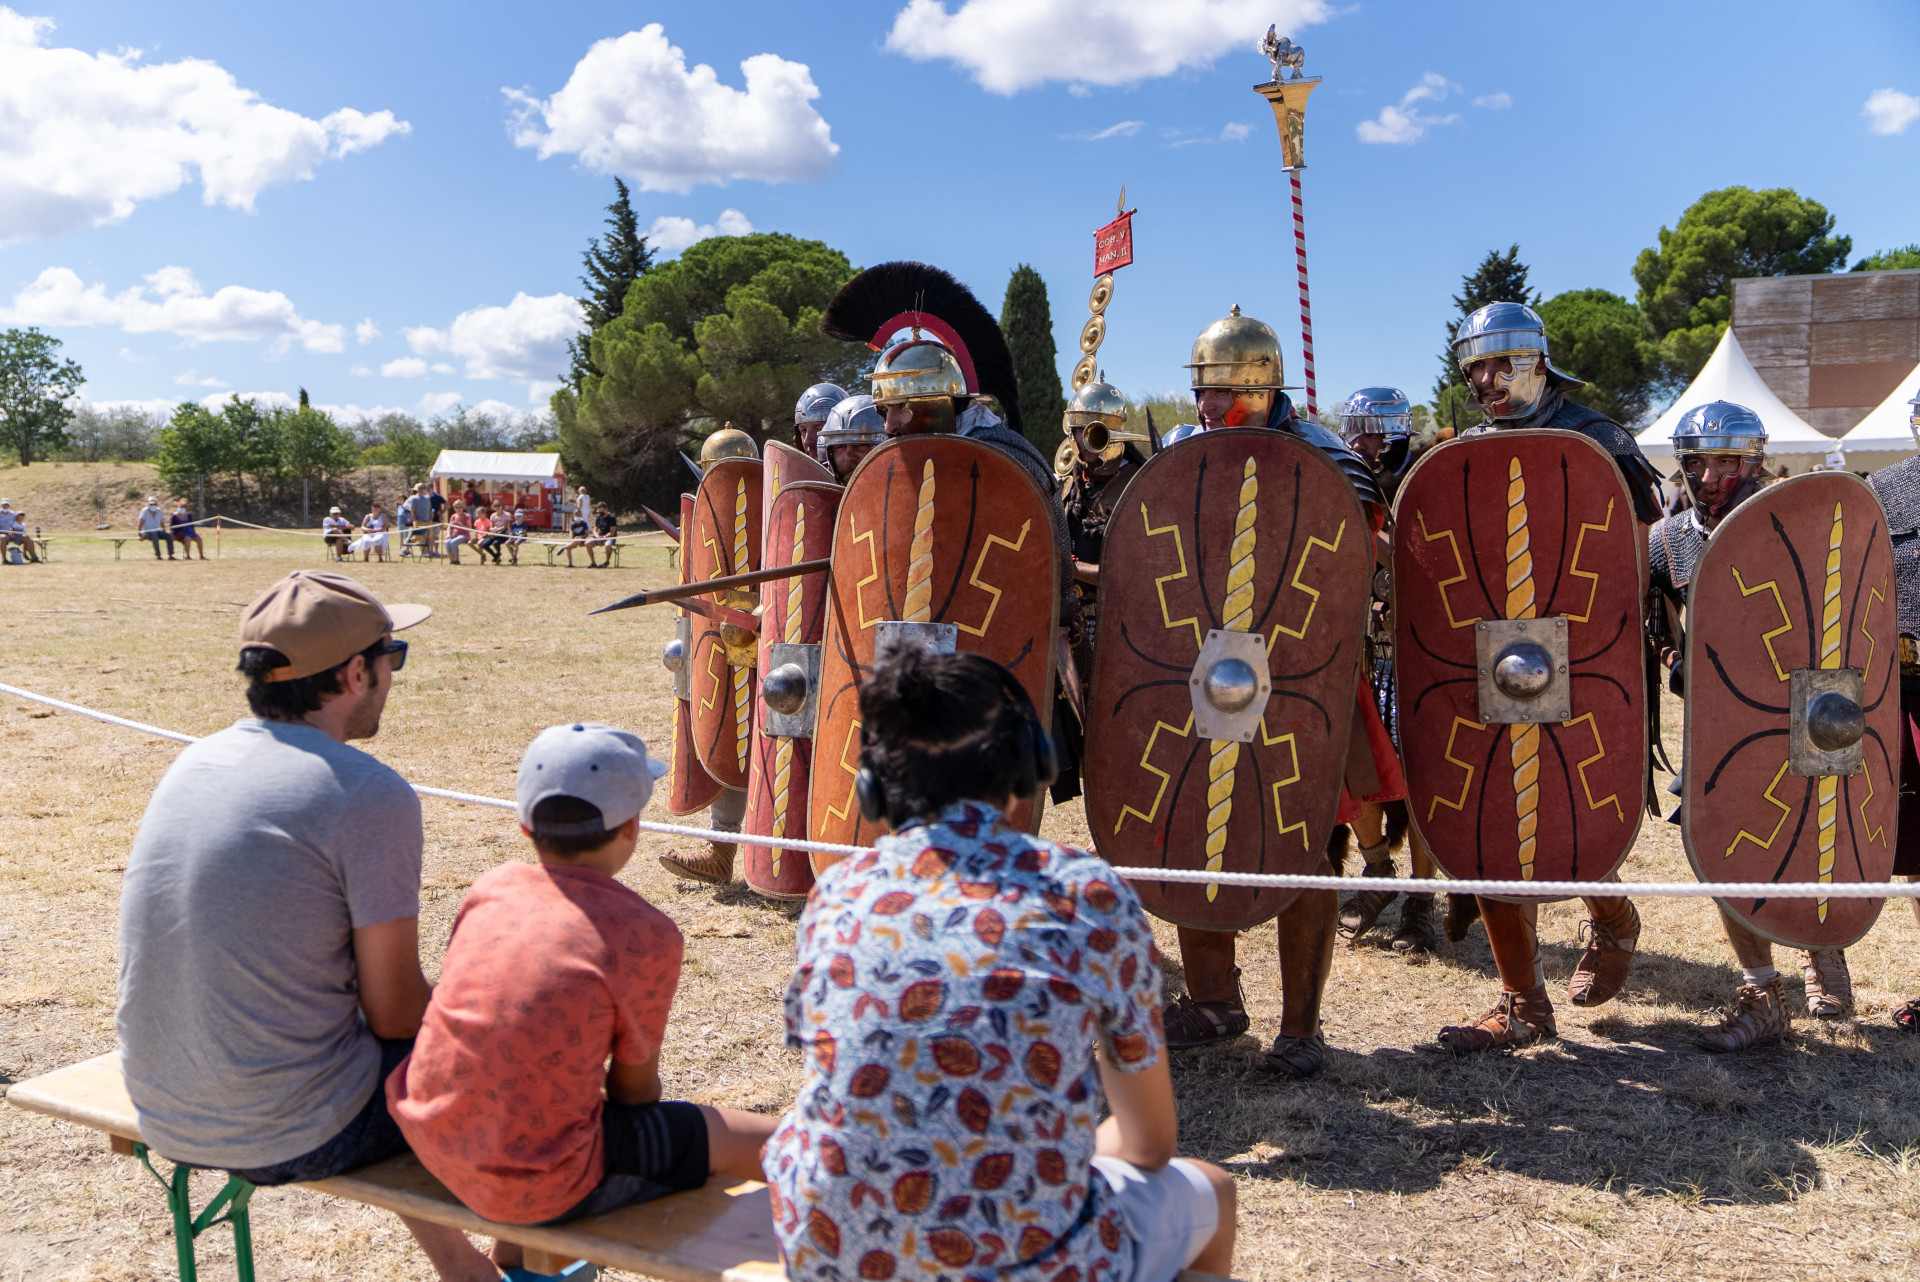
[1094,211,1135,275]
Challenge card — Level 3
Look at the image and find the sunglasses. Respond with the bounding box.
[380,638,408,673]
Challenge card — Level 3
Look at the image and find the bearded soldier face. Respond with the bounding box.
[1683,452,1762,522]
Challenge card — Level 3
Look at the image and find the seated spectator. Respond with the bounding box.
[764,647,1237,1282]
[475,507,507,566]
[589,504,619,569]
[395,497,417,558]
[444,503,472,566]
[560,510,593,568]
[171,502,207,560]
[406,483,438,558]
[388,724,776,1250]
[137,496,175,560]
[0,499,40,564]
[506,508,531,566]
[112,572,502,1280]
[323,507,353,561]
[353,505,390,563]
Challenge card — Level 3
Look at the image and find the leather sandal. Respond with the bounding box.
[1262,1031,1326,1078]
[1700,976,1789,1053]
[1164,969,1251,1049]
[659,842,736,886]
[1391,893,1440,954]
[1338,851,1398,944]
[1568,901,1640,1007]
[1437,986,1556,1054]
[1893,997,1920,1034]
[1802,948,1854,1018]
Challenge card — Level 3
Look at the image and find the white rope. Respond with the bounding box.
[7,679,1918,898]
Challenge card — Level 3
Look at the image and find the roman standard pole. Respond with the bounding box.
[1253,34,1321,416]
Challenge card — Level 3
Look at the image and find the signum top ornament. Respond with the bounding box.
[1260,27,1306,82]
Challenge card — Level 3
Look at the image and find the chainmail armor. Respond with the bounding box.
[1647,510,1707,607]
[1870,455,1920,639]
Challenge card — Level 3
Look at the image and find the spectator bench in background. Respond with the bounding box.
[8,1053,1240,1282]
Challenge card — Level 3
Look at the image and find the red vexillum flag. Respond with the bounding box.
[1093,211,1134,276]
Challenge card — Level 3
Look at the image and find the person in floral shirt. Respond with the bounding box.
[765,648,1236,1282]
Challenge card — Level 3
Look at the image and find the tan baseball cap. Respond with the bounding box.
[239,571,431,681]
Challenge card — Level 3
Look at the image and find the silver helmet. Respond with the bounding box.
[816,393,885,462]
[1909,393,1920,452]
[1671,400,1768,459]
[795,382,849,427]
[1451,302,1584,420]
[1338,386,1412,446]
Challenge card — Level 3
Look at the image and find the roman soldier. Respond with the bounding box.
[793,383,847,459]
[1331,387,1441,955]
[1873,392,1920,1037]
[1435,302,1664,1053]
[814,393,885,483]
[1058,376,1151,690]
[1155,308,1405,1076]
[657,424,763,887]
[1649,401,1853,1050]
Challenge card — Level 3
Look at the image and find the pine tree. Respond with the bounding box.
[1433,245,1539,405]
[999,265,1065,451]
[566,179,654,391]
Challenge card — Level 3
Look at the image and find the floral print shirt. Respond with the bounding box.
[766,802,1164,1282]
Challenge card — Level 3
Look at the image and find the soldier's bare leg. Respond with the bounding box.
[1701,906,1790,1052]
[659,785,744,885]
[1568,894,1640,1006]
[1266,878,1337,1077]
[1391,818,1440,954]
[1165,928,1249,1050]
[1337,801,1398,944]
[1437,898,1555,1052]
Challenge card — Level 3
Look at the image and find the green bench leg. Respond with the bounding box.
[139,1143,257,1282]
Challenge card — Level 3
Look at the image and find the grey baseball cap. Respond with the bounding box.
[515,722,668,835]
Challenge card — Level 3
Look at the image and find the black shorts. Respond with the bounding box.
[228,1038,413,1186]
[544,1101,709,1224]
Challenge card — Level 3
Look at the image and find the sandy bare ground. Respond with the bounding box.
[4,535,1920,1281]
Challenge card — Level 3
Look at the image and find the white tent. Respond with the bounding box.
[1831,360,1920,474]
[427,449,564,485]
[1636,328,1837,479]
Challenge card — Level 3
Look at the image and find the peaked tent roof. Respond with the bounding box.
[1638,328,1833,460]
[427,450,564,483]
[1834,360,1920,454]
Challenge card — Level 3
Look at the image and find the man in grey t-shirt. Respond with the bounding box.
[118,571,504,1281]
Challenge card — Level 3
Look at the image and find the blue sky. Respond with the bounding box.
[2,0,1916,426]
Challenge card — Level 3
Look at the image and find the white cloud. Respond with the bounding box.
[884,0,1329,94]
[431,362,455,374]
[647,208,755,256]
[201,390,297,412]
[467,398,527,422]
[355,318,381,344]
[117,346,152,362]
[526,379,561,404]
[505,25,837,193]
[1,265,346,352]
[84,395,177,417]
[1356,73,1462,145]
[1220,121,1252,142]
[0,7,408,244]
[381,357,429,378]
[1473,91,1512,109]
[349,363,372,377]
[1090,120,1144,140]
[416,391,465,417]
[172,369,226,388]
[405,292,585,390]
[1864,88,1920,137]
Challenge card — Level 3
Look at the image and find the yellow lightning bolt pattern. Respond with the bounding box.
[1504,457,1541,879]
[1202,456,1258,901]
[1268,520,1347,646]
[1726,758,1794,857]
[1858,577,1888,849]
[1141,503,1204,650]
[1562,497,1615,624]
[824,720,864,825]
[769,504,805,877]
[1113,713,1196,834]
[955,521,1031,638]
[731,478,750,775]
[1429,715,1488,821]
[1729,567,1796,683]
[1416,509,1483,630]
[1815,501,1843,921]
[903,460,936,623]
[1260,718,1309,852]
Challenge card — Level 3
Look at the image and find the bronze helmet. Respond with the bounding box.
[698,424,759,470]
[869,336,968,406]
[1186,306,1283,391]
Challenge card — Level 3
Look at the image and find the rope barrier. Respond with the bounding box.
[45,513,669,549]
[6,678,1917,898]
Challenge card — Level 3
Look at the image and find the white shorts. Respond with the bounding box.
[1091,1155,1218,1282]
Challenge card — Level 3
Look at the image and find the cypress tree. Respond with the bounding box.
[566,178,654,391]
[1433,245,1539,405]
[999,264,1066,451]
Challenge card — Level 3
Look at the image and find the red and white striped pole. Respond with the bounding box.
[1289,168,1316,417]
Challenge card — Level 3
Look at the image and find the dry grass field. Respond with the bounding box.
[5,532,1920,1281]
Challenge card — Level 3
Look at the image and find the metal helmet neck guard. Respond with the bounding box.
[816,393,886,458]
[1672,399,1768,521]
[1187,306,1284,391]
[1063,375,1144,465]
[794,383,848,427]
[698,424,758,470]
[1452,301,1584,421]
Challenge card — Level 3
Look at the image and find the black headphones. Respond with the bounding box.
[855,656,1058,824]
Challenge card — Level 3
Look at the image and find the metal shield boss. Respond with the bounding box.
[809,436,1061,848]
[1083,429,1370,931]
[686,457,763,791]
[665,491,726,816]
[743,441,841,898]
[1682,471,1898,949]
[1393,429,1649,886]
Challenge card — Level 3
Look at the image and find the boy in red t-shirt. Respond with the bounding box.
[387,723,776,1250]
